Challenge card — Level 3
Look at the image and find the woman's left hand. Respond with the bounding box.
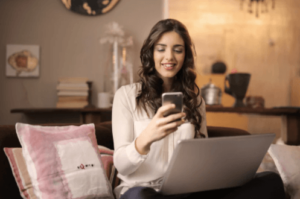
[135,104,185,155]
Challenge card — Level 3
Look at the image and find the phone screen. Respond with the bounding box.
[162,92,183,119]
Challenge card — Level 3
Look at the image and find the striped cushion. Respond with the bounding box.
[4,146,120,199]
[3,148,36,199]
[97,145,120,189]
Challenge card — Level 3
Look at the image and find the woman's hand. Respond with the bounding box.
[135,104,186,155]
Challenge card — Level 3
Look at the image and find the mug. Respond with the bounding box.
[97,92,112,108]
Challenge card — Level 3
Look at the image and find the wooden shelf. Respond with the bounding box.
[205,106,300,116]
[11,107,112,124]
[11,106,300,145]
[11,107,112,113]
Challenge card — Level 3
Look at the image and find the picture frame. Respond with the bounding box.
[6,44,40,77]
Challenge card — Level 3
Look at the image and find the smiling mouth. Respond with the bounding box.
[162,63,176,70]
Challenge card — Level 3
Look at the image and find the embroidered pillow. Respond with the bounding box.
[4,146,119,199]
[15,123,114,199]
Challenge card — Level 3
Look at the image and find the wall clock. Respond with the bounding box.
[61,0,120,16]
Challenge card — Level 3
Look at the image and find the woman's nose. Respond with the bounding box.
[165,49,174,61]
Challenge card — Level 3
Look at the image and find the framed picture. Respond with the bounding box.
[6,44,40,77]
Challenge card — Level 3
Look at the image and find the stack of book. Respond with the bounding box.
[56,77,90,108]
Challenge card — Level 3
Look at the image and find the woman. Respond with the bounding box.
[112,19,285,199]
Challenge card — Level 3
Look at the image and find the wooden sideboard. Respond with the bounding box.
[11,108,112,124]
[11,106,300,145]
[205,106,300,145]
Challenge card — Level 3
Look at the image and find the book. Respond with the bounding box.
[56,83,89,91]
[57,96,88,102]
[57,91,88,96]
[56,101,88,108]
[59,77,89,83]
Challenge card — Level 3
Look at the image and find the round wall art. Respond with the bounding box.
[61,0,120,16]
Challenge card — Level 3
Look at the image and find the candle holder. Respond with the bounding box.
[84,81,95,109]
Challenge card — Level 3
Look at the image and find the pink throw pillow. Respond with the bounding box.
[15,123,114,199]
[4,146,120,199]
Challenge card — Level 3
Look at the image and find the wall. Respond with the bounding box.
[0,0,163,125]
[169,0,300,138]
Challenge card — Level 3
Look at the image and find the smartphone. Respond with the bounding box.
[162,92,183,121]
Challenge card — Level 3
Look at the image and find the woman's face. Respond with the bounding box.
[153,31,185,83]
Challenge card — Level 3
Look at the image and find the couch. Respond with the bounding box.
[0,122,286,198]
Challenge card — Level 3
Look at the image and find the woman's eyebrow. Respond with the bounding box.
[155,44,184,47]
[156,44,166,47]
[173,44,184,47]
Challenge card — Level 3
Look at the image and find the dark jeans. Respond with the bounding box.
[120,171,285,199]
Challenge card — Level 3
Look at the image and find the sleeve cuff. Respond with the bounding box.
[126,137,148,165]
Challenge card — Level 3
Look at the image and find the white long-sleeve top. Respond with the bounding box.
[112,83,207,198]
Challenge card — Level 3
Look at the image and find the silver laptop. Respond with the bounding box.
[159,133,275,195]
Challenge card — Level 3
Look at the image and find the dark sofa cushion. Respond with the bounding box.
[95,122,114,150]
[207,126,250,137]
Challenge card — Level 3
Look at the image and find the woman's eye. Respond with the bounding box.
[174,49,183,53]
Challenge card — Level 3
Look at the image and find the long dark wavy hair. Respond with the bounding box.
[136,19,203,137]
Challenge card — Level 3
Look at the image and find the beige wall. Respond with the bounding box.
[0,0,163,125]
[169,0,300,138]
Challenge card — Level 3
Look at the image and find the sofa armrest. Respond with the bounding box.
[0,125,23,199]
[207,126,250,138]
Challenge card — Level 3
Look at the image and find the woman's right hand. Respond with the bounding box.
[135,104,186,155]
